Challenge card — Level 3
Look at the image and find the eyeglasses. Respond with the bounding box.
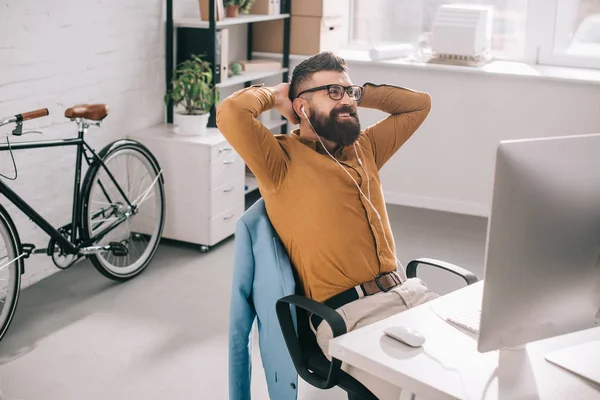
[296,84,363,102]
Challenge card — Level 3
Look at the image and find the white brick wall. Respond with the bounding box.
[0,0,165,288]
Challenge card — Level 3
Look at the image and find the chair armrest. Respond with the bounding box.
[276,294,346,389]
[406,257,479,285]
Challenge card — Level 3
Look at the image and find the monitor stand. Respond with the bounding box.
[497,347,540,400]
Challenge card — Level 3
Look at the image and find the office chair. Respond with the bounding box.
[276,258,478,400]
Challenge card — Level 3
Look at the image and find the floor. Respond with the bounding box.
[0,203,488,400]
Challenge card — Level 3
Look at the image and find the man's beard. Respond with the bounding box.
[309,105,361,147]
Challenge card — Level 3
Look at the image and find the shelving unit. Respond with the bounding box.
[216,68,288,88]
[174,13,291,29]
[165,0,292,132]
[165,0,292,202]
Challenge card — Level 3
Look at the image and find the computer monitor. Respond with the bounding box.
[477,133,600,353]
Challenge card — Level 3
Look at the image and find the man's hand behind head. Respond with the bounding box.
[269,83,300,126]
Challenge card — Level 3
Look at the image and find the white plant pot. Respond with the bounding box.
[173,111,210,136]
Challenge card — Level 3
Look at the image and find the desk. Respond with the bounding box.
[329,282,600,400]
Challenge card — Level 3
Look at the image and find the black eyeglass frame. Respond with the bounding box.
[296,84,364,101]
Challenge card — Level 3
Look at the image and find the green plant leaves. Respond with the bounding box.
[165,54,218,115]
[239,0,255,13]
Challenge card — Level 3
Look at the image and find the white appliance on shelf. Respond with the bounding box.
[129,124,245,251]
[430,4,494,63]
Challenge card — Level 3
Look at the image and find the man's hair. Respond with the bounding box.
[289,52,348,101]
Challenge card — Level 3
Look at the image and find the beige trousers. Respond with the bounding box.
[311,278,439,400]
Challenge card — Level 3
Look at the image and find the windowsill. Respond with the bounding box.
[253,50,600,86]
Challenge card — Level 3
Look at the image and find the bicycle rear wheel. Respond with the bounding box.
[0,204,23,342]
[81,140,165,281]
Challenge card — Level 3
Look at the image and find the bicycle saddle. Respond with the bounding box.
[65,104,109,121]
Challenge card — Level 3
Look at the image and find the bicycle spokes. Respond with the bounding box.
[84,146,163,277]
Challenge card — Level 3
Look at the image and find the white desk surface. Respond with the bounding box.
[329,282,600,400]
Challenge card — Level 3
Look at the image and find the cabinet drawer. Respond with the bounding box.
[210,154,244,188]
[211,142,235,164]
[210,179,244,216]
[209,205,243,245]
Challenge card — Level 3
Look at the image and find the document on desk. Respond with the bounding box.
[545,340,600,385]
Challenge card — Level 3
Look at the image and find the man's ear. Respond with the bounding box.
[293,98,306,120]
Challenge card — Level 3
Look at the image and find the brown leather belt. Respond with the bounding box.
[310,271,403,331]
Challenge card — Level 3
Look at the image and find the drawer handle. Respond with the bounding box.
[223,213,235,220]
[219,147,233,153]
[223,160,234,165]
[223,186,234,192]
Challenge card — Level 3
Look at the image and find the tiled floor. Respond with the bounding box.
[0,204,487,400]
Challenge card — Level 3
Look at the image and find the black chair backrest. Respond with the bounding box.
[291,269,321,356]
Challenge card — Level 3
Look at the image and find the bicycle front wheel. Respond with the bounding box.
[0,204,23,342]
[81,140,165,281]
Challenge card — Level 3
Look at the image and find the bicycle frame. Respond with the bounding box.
[0,124,133,255]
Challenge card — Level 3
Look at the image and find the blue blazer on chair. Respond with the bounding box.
[229,198,298,400]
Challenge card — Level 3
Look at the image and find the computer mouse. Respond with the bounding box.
[383,325,426,348]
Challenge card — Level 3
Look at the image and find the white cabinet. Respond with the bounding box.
[128,124,245,248]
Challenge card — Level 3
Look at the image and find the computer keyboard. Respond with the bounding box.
[446,309,481,334]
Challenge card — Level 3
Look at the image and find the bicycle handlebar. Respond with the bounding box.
[18,108,49,122]
[0,108,49,128]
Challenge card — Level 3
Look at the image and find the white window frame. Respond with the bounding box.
[346,0,370,50]
[536,0,600,69]
[346,0,534,61]
[346,0,414,50]
[346,0,600,70]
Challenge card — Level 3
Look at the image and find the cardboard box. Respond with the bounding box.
[251,0,281,15]
[198,0,225,21]
[252,16,344,55]
[291,0,343,17]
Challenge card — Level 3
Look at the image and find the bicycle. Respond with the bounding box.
[0,104,166,342]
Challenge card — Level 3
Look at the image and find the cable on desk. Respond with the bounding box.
[420,303,475,400]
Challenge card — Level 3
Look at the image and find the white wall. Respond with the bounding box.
[352,65,600,217]
[0,0,165,288]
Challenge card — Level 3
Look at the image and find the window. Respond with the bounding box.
[347,0,600,69]
[349,0,529,60]
[538,0,600,68]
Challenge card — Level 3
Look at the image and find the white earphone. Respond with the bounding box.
[299,104,405,273]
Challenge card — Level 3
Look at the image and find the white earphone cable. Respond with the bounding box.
[301,107,405,272]
[354,144,371,201]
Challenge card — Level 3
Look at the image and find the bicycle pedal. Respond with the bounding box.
[108,242,128,257]
[21,243,35,258]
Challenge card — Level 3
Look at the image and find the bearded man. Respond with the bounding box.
[217,51,436,400]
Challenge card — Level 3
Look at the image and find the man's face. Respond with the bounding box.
[301,71,361,147]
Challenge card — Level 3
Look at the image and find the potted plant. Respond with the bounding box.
[223,0,242,18]
[165,54,218,136]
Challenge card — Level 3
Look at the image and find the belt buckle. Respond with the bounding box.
[375,273,392,293]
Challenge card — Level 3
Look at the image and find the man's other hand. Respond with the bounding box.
[269,83,300,125]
